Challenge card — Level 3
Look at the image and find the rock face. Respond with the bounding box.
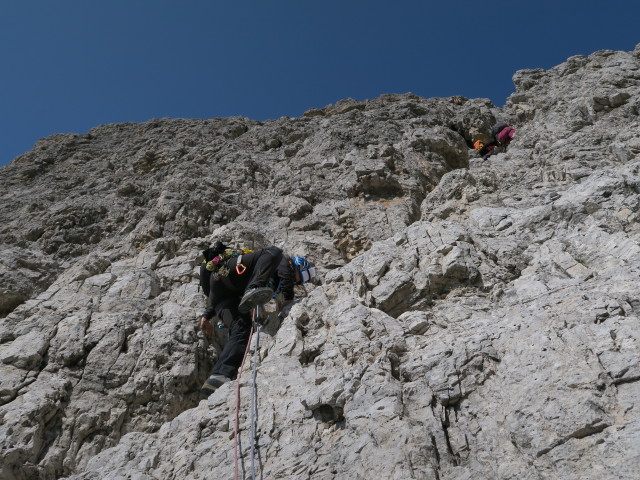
[0,45,639,480]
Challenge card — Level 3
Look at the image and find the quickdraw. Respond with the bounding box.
[235,254,247,275]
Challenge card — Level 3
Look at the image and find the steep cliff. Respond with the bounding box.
[0,45,638,480]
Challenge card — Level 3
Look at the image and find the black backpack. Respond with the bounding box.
[199,241,227,296]
[198,242,253,296]
[199,263,211,296]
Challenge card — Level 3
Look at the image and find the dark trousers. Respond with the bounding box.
[209,247,282,378]
[245,246,283,291]
[210,297,252,379]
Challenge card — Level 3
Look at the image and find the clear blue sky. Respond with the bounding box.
[1,1,638,166]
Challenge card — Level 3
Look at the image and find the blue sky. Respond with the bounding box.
[1,1,638,167]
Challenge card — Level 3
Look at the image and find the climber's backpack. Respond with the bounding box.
[199,263,211,296]
[491,122,509,141]
[290,256,316,285]
[199,247,253,295]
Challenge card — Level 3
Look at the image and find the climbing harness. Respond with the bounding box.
[233,304,263,480]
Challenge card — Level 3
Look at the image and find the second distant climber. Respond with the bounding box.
[474,122,516,159]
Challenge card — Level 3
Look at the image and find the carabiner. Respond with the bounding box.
[236,263,247,275]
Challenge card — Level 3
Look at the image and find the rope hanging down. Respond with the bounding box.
[250,306,262,479]
[233,305,263,480]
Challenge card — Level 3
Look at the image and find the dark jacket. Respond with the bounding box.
[201,247,294,320]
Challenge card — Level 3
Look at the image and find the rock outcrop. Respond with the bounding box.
[0,45,639,480]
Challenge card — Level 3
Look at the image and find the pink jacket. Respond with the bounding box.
[497,127,515,145]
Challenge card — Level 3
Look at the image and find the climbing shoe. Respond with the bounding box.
[238,287,274,313]
[201,374,231,395]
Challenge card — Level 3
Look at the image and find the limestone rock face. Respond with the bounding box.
[0,45,639,480]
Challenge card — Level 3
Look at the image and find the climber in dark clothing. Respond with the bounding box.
[198,243,295,394]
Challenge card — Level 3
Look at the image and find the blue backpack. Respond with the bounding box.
[290,256,316,285]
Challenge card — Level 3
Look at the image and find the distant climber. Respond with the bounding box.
[450,95,467,105]
[474,122,516,159]
[197,242,315,395]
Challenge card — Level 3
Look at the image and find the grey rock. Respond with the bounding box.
[0,44,639,480]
